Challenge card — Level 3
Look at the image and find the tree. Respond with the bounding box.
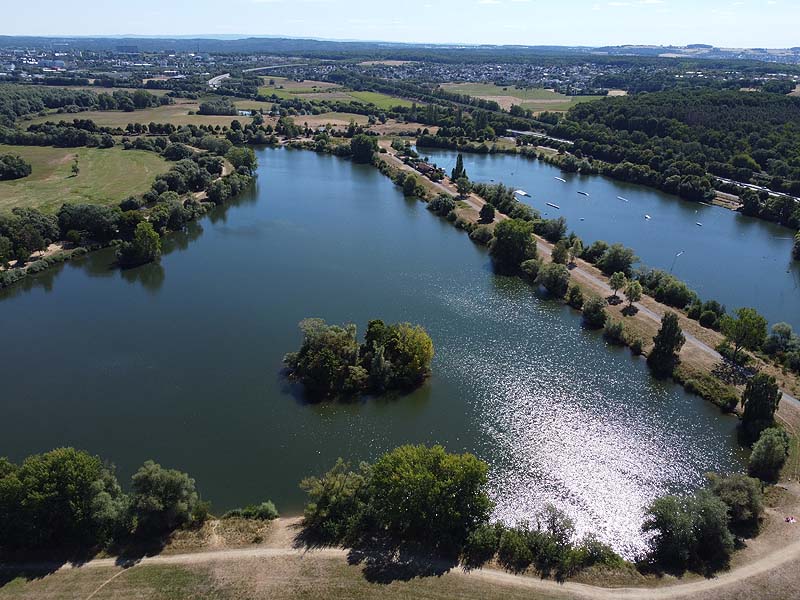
[642,490,734,573]
[0,154,32,180]
[456,177,472,198]
[117,222,161,267]
[367,445,492,551]
[130,460,201,534]
[647,312,685,378]
[428,194,455,216]
[624,280,643,308]
[597,243,637,276]
[225,146,257,173]
[706,473,764,534]
[451,153,467,181]
[489,219,537,271]
[609,272,627,298]
[569,238,583,265]
[748,427,790,483]
[0,448,128,550]
[582,294,607,328]
[720,308,768,363]
[402,174,420,196]
[479,203,495,223]
[71,157,80,177]
[0,235,12,266]
[350,134,378,163]
[551,240,569,264]
[741,373,781,441]
[536,262,571,298]
[566,283,584,309]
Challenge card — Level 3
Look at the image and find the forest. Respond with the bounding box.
[549,90,800,206]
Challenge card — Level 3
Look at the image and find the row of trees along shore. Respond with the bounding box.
[0,443,772,579]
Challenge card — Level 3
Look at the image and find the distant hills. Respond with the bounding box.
[1,35,799,66]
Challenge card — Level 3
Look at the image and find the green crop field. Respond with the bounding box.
[258,77,414,110]
[0,145,170,213]
[345,90,414,109]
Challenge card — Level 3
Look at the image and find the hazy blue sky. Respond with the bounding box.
[6,0,799,48]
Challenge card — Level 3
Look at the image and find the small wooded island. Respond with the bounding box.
[284,318,434,399]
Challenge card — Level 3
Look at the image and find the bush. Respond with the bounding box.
[630,337,644,355]
[566,284,584,309]
[427,194,456,216]
[520,258,541,281]
[462,523,503,569]
[536,262,570,297]
[130,460,203,535]
[604,320,626,345]
[582,294,607,328]
[707,474,763,535]
[469,224,493,245]
[0,154,32,180]
[497,526,534,573]
[699,310,718,329]
[748,427,790,483]
[222,501,279,521]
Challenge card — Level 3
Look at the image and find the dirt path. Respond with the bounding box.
[10,533,800,600]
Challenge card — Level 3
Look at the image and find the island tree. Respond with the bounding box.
[624,280,643,309]
[350,134,378,164]
[748,427,790,483]
[609,272,627,299]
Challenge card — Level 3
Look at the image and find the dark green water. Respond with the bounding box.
[420,148,800,330]
[0,148,745,556]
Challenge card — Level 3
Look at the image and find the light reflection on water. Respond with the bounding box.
[427,273,744,556]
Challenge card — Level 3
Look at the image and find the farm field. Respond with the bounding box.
[25,100,245,128]
[258,77,415,109]
[0,144,169,213]
[441,82,604,112]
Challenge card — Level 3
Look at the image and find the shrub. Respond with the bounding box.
[497,526,534,573]
[520,259,541,281]
[427,194,456,216]
[582,294,607,328]
[469,225,493,246]
[699,310,718,329]
[748,427,790,483]
[630,337,644,355]
[222,501,279,521]
[462,523,503,569]
[604,320,626,345]
[536,263,570,298]
[706,474,763,535]
[566,284,584,309]
[130,460,203,534]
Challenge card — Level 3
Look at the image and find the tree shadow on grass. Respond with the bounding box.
[622,305,639,317]
[0,545,101,588]
[606,295,623,306]
[293,527,457,585]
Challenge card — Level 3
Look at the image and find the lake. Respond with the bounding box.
[0,147,745,557]
[419,147,800,330]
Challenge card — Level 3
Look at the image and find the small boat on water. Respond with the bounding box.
[617,196,629,202]
[554,177,566,183]
[644,214,652,220]
[514,189,531,197]
[696,222,703,227]
[546,202,561,209]
[577,191,589,197]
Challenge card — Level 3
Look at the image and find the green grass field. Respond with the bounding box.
[441,82,603,112]
[258,77,414,110]
[0,145,170,213]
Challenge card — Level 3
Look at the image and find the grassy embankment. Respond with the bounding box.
[0,145,169,214]
[441,82,604,112]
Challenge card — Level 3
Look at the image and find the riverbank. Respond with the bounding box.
[4,483,800,600]
[379,142,800,411]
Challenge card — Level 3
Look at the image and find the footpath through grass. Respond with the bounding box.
[0,145,169,214]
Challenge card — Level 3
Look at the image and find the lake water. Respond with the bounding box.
[419,147,800,330]
[0,148,746,557]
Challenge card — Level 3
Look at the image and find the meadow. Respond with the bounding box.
[0,145,169,213]
[441,82,603,112]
